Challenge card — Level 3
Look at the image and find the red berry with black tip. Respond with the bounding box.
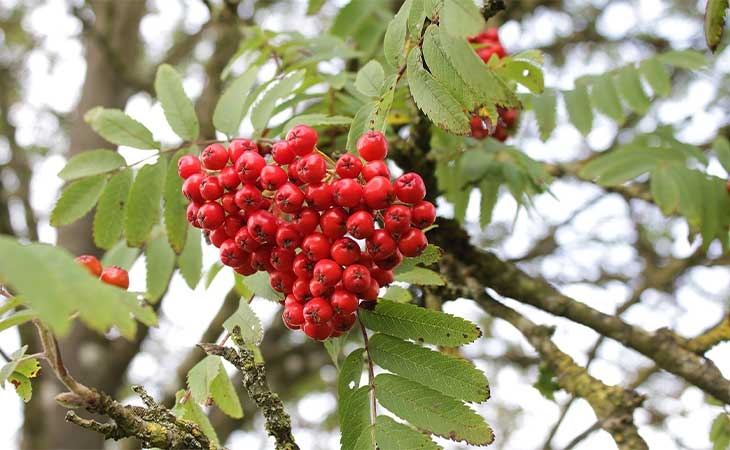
[177,154,201,179]
[201,143,228,170]
[356,130,388,161]
[100,265,129,289]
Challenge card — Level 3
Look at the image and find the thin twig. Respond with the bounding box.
[358,313,378,434]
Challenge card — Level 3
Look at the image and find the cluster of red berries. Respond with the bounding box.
[75,255,130,290]
[468,28,520,141]
[178,126,436,341]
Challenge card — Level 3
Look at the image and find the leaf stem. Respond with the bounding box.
[357,313,378,437]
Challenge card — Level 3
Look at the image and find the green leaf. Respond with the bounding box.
[101,241,140,270]
[393,267,445,286]
[705,0,728,52]
[324,335,347,369]
[339,348,365,399]
[50,174,108,227]
[639,58,671,97]
[0,346,27,386]
[615,65,650,115]
[209,361,243,418]
[188,355,220,404]
[383,0,411,68]
[713,136,730,174]
[93,170,133,250]
[223,298,263,345]
[172,390,220,447]
[355,60,386,97]
[650,165,680,215]
[407,0,426,38]
[84,107,158,149]
[250,70,306,132]
[124,159,167,247]
[58,149,126,181]
[533,363,561,401]
[381,285,412,303]
[590,73,624,124]
[375,415,440,450]
[213,67,259,136]
[145,233,176,303]
[165,148,196,253]
[178,227,202,289]
[563,84,593,135]
[374,374,494,445]
[479,178,499,228]
[369,334,489,402]
[440,0,485,37]
[579,148,659,186]
[0,309,37,332]
[346,92,394,153]
[656,50,708,70]
[533,90,557,141]
[397,244,442,271]
[283,114,352,133]
[359,299,481,346]
[331,0,379,39]
[0,345,40,401]
[237,271,283,302]
[205,262,224,289]
[711,413,730,450]
[407,48,470,135]
[496,59,544,94]
[340,386,373,450]
[306,0,326,15]
[0,237,156,338]
[458,149,492,182]
[155,64,199,141]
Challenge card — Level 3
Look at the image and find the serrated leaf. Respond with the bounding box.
[533,90,557,141]
[0,237,156,338]
[155,64,199,141]
[496,59,544,94]
[145,233,175,303]
[651,165,680,215]
[705,0,728,52]
[407,48,470,135]
[237,271,283,301]
[250,70,306,132]
[324,335,347,369]
[615,65,650,115]
[393,267,445,286]
[213,67,259,136]
[590,73,624,124]
[563,84,593,135]
[407,0,426,38]
[383,0,411,68]
[339,348,365,399]
[656,50,708,70]
[0,346,27,386]
[374,374,494,445]
[713,136,730,174]
[172,390,220,447]
[84,107,158,149]
[639,58,671,97]
[479,178,499,228]
[0,309,37,332]
[188,355,221,404]
[355,60,386,97]
[165,148,196,253]
[339,386,373,450]
[178,227,202,289]
[50,175,108,227]
[101,240,140,270]
[381,285,412,303]
[205,262,224,289]
[283,114,352,133]
[359,299,481,346]
[579,148,659,186]
[124,159,166,247]
[369,334,489,402]
[396,244,442,272]
[223,298,263,345]
[209,362,243,418]
[440,0,485,37]
[94,170,133,250]
[375,415,440,450]
[58,149,126,181]
[8,373,32,401]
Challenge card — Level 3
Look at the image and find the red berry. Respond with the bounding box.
[199,175,224,201]
[186,202,202,228]
[270,270,296,293]
[356,130,388,161]
[305,183,334,211]
[330,237,361,266]
[346,210,375,239]
[293,253,315,279]
[220,192,239,215]
[303,320,334,340]
[500,107,519,129]
[313,259,343,287]
[394,173,426,204]
[234,227,262,253]
[275,224,302,250]
[272,140,296,165]
[303,297,333,324]
[320,206,348,239]
[373,250,403,270]
[201,143,229,170]
[234,151,266,183]
[411,200,436,228]
[366,229,397,260]
[75,254,103,277]
[100,265,129,289]
[219,239,247,267]
[283,303,305,328]
[332,178,363,208]
[234,259,256,276]
[370,267,394,286]
[286,125,318,156]
[260,165,288,191]
[218,166,240,191]
[291,207,320,235]
[270,247,295,272]
[209,226,228,247]
[383,205,412,234]
[363,176,395,210]
[470,115,491,140]
[361,278,380,301]
[399,228,428,257]
[251,247,274,272]
[247,210,278,244]
[336,153,363,178]
[182,173,205,203]
[229,139,258,162]
[292,278,313,303]
[177,154,201,179]
[296,153,327,184]
[197,202,225,229]
[361,160,390,181]
[234,184,263,211]
[275,182,306,213]
[302,232,331,261]
[493,124,508,142]
[342,264,371,294]
[331,290,358,315]
[332,313,357,333]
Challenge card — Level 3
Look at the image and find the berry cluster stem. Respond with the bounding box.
[357,313,378,435]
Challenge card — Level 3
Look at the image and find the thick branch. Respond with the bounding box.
[200,328,299,450]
